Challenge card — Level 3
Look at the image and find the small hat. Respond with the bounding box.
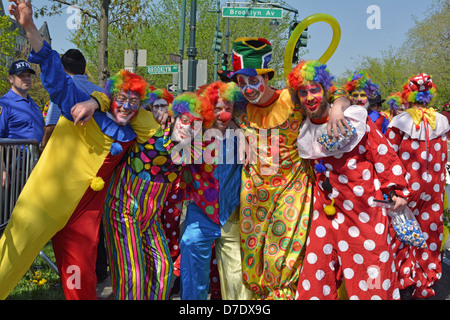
[368,94,385,106]
[9,60,36,75]
[229,37,275,82]
[407,73,433,92]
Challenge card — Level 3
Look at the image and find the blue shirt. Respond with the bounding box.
[0,89,45,143]
[45,74,103,126]
[28,41,136,142]
[368,109,389,134]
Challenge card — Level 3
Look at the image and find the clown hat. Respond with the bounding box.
[401,73,437,105]
[229,37,275,82]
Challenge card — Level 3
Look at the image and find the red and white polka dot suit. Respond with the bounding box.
[296,107,410,300]
[385,110,449,298]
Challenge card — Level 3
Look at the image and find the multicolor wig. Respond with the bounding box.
[104,69,151,106]
[287,60,334,92]
[148,88,174,107]
[386,92,405,111]
[343,71,379,97]
[169,92,202,119]
[199,81,246,129]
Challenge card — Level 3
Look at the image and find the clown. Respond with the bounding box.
[344,71,380,109]
[0,0,159,300]
[228,38,350,299]
[387,92,408,119]
[179,81,253,300]
[102,86,183,300]
[288,60,410,300]
[386,73,449,299]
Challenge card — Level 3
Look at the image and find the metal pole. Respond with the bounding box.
[187,0,197,92]
[178,0,187,94]
[213,0,220,81]
[133,42,138,73]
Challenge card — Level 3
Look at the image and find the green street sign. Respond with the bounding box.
[146,65,179,75]
[222,7,283,19]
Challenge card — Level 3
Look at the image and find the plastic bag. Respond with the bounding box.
[374,200,428,249]
[317,120,356,152]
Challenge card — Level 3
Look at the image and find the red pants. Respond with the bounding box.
[52,140,132,300]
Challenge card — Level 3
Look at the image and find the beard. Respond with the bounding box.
[299,98,329,119]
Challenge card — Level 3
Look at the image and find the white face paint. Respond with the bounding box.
[236,74,266,104]
[171,113,202,142]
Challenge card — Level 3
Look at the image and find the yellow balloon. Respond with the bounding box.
[284,13,341,79]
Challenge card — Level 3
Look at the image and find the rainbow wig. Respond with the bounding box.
[343,71,379,97]
[199,81,246,129]
[401,74,437,105]
[169,92,202,119]
[104,69,151,106]
[386,92,405,111]
[148,88,174,107]
[287,60,334,92]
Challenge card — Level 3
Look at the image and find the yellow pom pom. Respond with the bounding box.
[324,199,336,216]
[90,177,105,191]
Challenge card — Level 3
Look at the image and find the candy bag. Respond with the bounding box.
[317,120,356,152]
[374,200,428,249]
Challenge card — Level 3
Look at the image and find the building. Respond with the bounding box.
[0,0,52,66]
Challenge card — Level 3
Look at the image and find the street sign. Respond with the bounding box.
[167,83,177,93]
[146,65,179,75]
[124,49,147,68]
[222,7,283,19]
[169,53,182,64]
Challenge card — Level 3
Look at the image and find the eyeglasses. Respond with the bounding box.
[115,96,140,107]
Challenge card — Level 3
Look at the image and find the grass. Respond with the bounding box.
[6,242,65,300]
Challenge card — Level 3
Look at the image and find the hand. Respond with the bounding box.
[71,99,99,126]
[157,112,170,130]
[8,0,33,29]
[391,195,408,212]
[327,96,351,139]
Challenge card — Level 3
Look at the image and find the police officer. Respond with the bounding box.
[0,60,45,143]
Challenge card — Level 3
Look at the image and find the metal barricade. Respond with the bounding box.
[0,139,58,274]
[0,139,40,231]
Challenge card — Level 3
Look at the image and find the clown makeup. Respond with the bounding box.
[171,113,202,142]
[237,74,266,104]
[297,82,328,119]
[152,98,169,124]
[111,90,141,125]
[350,90,368,108]
[213,98,234,132]
[397,104,406,114]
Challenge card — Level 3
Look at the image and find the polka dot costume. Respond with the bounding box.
[296,114,410,300]
[386,110,449,298]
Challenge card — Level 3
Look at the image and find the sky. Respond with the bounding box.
[2,0,436,78]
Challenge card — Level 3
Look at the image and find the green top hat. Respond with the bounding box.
[229,37,275,82]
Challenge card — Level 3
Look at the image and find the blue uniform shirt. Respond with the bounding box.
[0,89,45,143]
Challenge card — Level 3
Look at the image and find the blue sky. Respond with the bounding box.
[2,0,435,78]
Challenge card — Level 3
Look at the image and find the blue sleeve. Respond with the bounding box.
[45,101,62,126]
[0,100,10,138]
[382,117,389,134]
[27,41,90,121]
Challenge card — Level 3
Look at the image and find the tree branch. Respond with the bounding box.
[49,0,99,21]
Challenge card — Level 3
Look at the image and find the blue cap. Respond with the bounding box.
[9,60,36,75]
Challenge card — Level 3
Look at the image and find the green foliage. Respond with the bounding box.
[69,0,299,90]
[0,16,19,95]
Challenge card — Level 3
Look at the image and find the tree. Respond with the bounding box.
[37,0,152,87]
[71,0,300,91]
[0,16,18,95]
[339,0,449,109]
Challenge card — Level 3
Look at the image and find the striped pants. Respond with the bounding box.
[103,163,174,300]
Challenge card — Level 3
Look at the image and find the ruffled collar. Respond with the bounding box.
[245,89,297,129]
[297,105,368,159]
[93,111,137,142]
